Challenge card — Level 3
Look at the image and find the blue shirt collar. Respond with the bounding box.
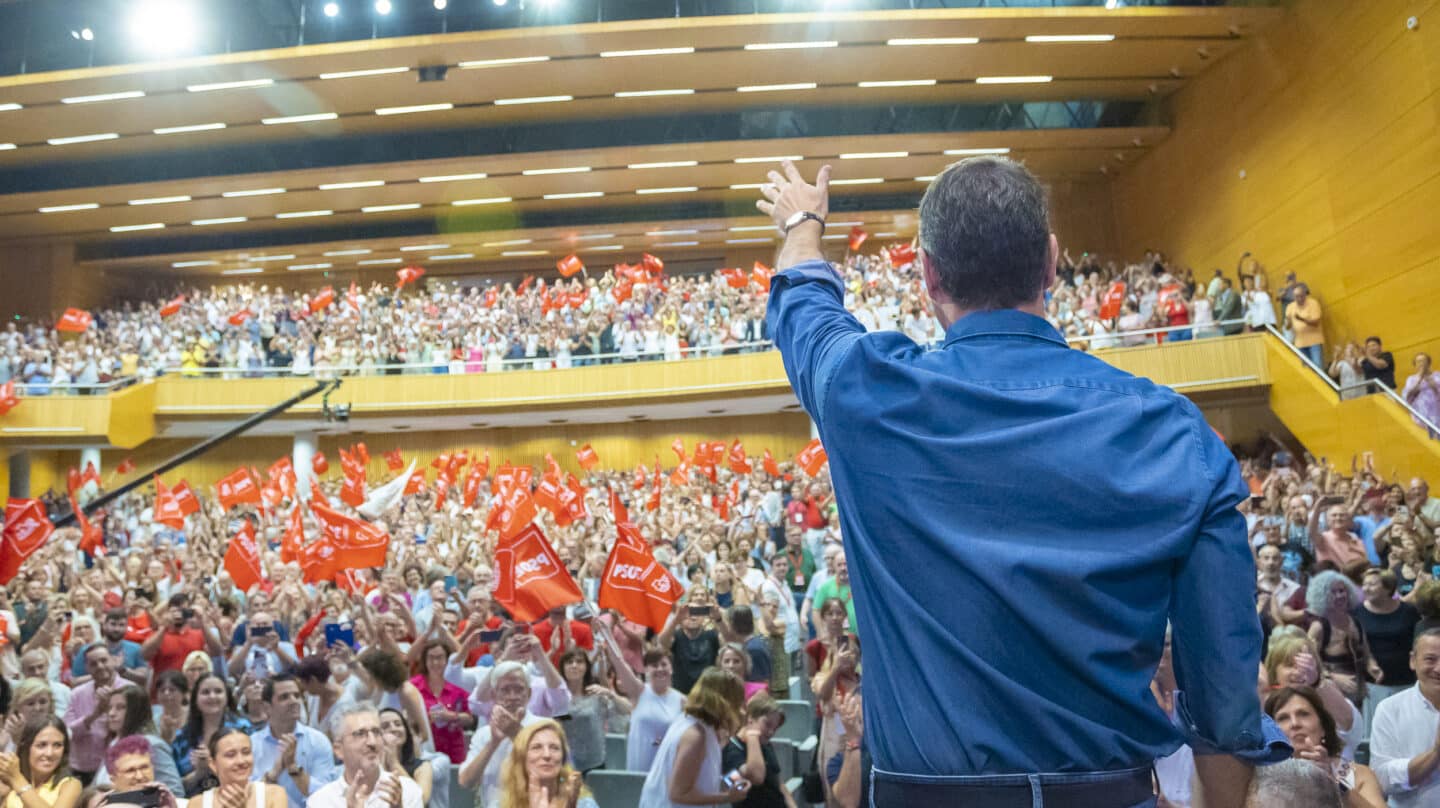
[943,309,1069,349]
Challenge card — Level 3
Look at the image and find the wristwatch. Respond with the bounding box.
[288,766,303,777]
[782,210,825,235]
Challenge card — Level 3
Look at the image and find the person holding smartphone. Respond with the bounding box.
[657,595,721,696]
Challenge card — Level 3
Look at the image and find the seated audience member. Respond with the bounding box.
[96,685,183,795]
[1262,629,1361,759]
[620,651,685,774]
[458,662,550,806]
[1303,571,1379,706]
[1246,759,1344,808]
[307,704,422,808]
[1263,686,1384,807]
[377,709,432,808]
[722,693,789,808]
[172,675,251,797]
[97,735,180,808]
[64,644,124,786]
[184,728,288,808]
[247,675,335,807]
[1370,628,1440,805]
[490,719,594,808]
[0,717,82,808]
[640,668,751,808]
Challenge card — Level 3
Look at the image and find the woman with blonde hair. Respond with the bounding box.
[490,719,594,808]
[639,667,750,808]
[1262,627,1362,760]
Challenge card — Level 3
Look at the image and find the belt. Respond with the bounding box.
[870,764,1154,808]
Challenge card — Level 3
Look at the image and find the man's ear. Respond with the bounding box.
[921,250,947,307]
[1044,234,1059,289]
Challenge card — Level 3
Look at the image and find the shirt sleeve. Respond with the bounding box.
[1369,703,1416,793]
[305,735,339,794]
[1169,419,1293,765]
[530,684,572,717]
[764,261,866,420]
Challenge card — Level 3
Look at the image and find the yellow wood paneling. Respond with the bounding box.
[1094,333,1270,394]
[105,381,157,448]
[1112,0,1440,366]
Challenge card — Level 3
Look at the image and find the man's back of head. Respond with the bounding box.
[1246,760,1341,808]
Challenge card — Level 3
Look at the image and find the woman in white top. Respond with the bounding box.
[1190,293,1218,339]
[621,652,685,773]
[639,668,750,808]
[183,728,288,808]
[1242,278,1278,330]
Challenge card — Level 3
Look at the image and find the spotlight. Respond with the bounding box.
[128,1,197,55]
[375,0,391,13]
[433,0,447,8]
[81,27,94,40]
[323,1,339,16]
[492,0,507,6]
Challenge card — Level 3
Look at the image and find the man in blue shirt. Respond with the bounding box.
[250,673,337,805]
[757,158,1289,806]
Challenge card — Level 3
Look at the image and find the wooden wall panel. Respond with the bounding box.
[1111,0,1440,368]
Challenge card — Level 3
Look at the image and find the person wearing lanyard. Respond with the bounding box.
[757,157,1289,806]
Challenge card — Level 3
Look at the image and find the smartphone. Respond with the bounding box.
[837,635,851,652]
[721,769,744,790]
[573,602,594,621]
[478,628,505,644]
[202,576,215,588]
[324,624,356,648]
[689,605,712,618]
[250,624,272,637]
[444,575,458,591]
[104,786,164,808]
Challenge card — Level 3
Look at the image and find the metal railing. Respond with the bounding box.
[9,376,142,397]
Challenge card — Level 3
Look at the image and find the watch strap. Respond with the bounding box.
[783,211,825,235]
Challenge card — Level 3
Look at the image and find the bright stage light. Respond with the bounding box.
[128,1,197,55]
[375,0,391,14]
[492,0,508,6]
[434,0,447,8]
[323,2,339,17]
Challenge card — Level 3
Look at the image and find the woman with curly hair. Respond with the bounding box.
[640,667,750,807]
[490,719,594,808]
[1304,571,1381,706]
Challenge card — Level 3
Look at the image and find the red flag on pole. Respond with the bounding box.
[281,506,304,564]
[217,468,261,511]
[227,309,252,327]
[312,451,330,476]
[848,226,868,252]
[224,521,265,592]
[66,468,81,498]
[557,254,585,278]
[309,286,336,314]
[404,470,426,496]
[116,457,136,475]
[751,262,774,292]
[632,464,647,491]
[533,477,564,520]
[763,449,781,477]
[609,488,629,526]
[597,539,681,632]
[562,474,588,524]
[348,282,360,311]
[647,459,662,512]
[152,477,186,529]
[0,381,17,416]
[486,484,538,539]
[340,473,366,508]
[311,502,390,570]
[886,242,917,268]
[81,462,101,488]
[493,523,582,622]
[796,438,828,476]
[1099,281,1126,321]
[172,481,201,516]
[71,496,103,557]
[56,308,92,333]
[669,460,691,487]
[384,448,404,472]
[268,458,297,499]
[300,533,339,584]
[721,268,749,289]
[462,462,487,509]
[1,499,54,584]
[575,444,600,472]
[641,253,665,277]
[160,296,184,318]
[396,265,426,290]
[728,441,753,474]
[670,438,687,463]
[355,442,370,466]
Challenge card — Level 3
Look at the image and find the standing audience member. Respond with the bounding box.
[1285,283,1325,367]
[721,694,792,808]
[1360,337,1396,392]
[639,668,750,808]
[62,645,120,785]
[1353,569,1420,738]
[621,651,685,774]
[1402,353,1440,437]
[378,708,433,808]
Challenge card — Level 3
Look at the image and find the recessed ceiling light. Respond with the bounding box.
[522,166,590,176]
[576,233,616,240]
[400,243,449,251]
[726,237,772,244]
[319,180,385,190]
[600,47,695,58]
[154,122,227,135]
[261,112,338,125]
[187,78,274,92]
[734,155,803,163]
[222,267,264,275]
[826,221,864,227]
[830,178,885,185]
[38,203,100,213]
[886,37,979,46]
[172,260,218,267]
[615,89,696,98]
[914,175,937,182]
[275,210,333,218]
[636,186,698,194]
[129,195,191,205]
[419,172,488,183]
[857,79,936,88]
[944,147,1012,155]
[323,249,372,256]
[431,253,474,260]
[502,250,548,257]
[728,183,767,189]
[544,191,604,199]
[452,197,512,206]
[584,245,624,251]
[653,241,698,247]
[319,66,410,79]
[61,90,146,104]
[47,133,119,145]
[728,225,773,232]
[458,56,550,69]
[287,263,332,270]
[0,144,15,151]
[493,95,572,105]
[192,216,248,225]
[361,203,421,213]
[975,75,1053,84]
[223,188,286,197]
[482,239,532,247]
[743,41,838,51]
[839,151,908,159]
[1025,34,1115,43]
[358,258,403,265]
[0,103,22,112]
[375,102,454,115]
[646,229,698,236]
[628,161,699,169]
[110,223,165,232]
[250,254,297,262]
[736,83,817,93]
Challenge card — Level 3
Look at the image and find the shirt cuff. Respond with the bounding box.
[775,261,843,291]
[1174,690,1293,765]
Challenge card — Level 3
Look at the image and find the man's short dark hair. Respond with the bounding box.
[103,607,128,623]
[1366,336,1382,346]
[262,672,299,703]
[728,606,755,636]
[918,156,1051,310]
[1415,626,1440,648]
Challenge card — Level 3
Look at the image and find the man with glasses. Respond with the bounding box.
[458,661,546,807]
[307,703,420,808]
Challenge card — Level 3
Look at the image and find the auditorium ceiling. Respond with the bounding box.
[0,5,1281,280]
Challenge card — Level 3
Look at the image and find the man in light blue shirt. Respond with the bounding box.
[251,674,337,805]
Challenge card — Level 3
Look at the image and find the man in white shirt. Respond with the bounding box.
[1370,629,1440,806]
[759,554,802,658]
[306,703,422,808]
[458,661,547,807]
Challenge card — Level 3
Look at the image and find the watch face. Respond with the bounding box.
[785,212,805,228]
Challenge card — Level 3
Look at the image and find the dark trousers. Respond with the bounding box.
[870,763,1155,808]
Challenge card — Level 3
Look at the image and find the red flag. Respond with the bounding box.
[518,275,535,294]
[1,499,54,584]
[647,459,662,511]
[848,226,868,251]
[311,502,390,570]
[721,268,749,289]
[542,453,562,484]
[483,287,499,309]
[632,464,647,491]
[533,476,563,517]
[280,506,302,564]
[152,477,186,529]
[227,309,252,326]
[404,470,426,496]
[475,450,490,482]
[575,444,600,472]
[641,252,664,275]
[310,286,336,314]
[567,291,586,309]
[486,484,538,539]
[71,497,103,557]
[669,460,691,487]
[887,242,917,268]
[217,468,261,511]
[0,381,16,417]
[728,441,753,474]
[462,462,487,509]
[1099,281,1126,321]
[384,448,404,472]
[268,458,297,499]
[493,523,582,622]
[796,438,828,476]
[562,474,588,524]
[354,443,370,465]
[334,569,366,594]
[160,296,184,318]
[670,438,687,463]
[557,254,585,278]
[396,265,426,290]
[81,462,101,488]
[310,484,331,508]
[171,481,201,516]
[340,473,366,508]
[224,521,265,592]
[56,308,92,333]
[116,457,136,475]
[66,468,81,497]
[300,533,339,584]
[617,521,648,551]
[752,262,774,292]
[309,451,328,476]
[609,488,629,526]
[763,449,781,477]
[597,539,680,633]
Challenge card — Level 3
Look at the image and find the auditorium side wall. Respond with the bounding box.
[1111,0,1440,367]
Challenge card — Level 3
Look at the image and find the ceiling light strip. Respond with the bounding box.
[129,195,191,205]
[734,155,803,163]
[743,41,838,51]
[275,210,333,218]
[287,263,331,270]
[886,37,979,46]
[110,223,164,232]
[975,75,1053,84]
[1025,34,1115,43]
[319,66,410,79]
[736,83,817,93]
[358,258,404,265]
[324,249,372,256]
[453,197,512,206]
[857,79,936,88]
[636,186,697,194]
[600,47,695,58]
[615,89,695,98]
[375,103,454,115]
[61,90,145,104]
[319,180,385,190]
[419,172,488,183]
[261,112,338,125]
[361,203,421,213]
[48,133,119,145]
[188,78,274,92]
[192,217,248,226]
[494,95,573,105]
[830,178,885,185]
[944,147,1012,155]
[458,56,550,69]
[38,203,100,213]
[154,122,227,134]
[400,244,449,251]
[628,161,699,169]
[544,192,604,200]
[523,166,591,176]
[172,260,217,267]
[839,151,909,159]
[223,188,286,197]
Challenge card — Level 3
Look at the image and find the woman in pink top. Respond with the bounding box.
[410,639,474,763]
[718,643,768,701]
